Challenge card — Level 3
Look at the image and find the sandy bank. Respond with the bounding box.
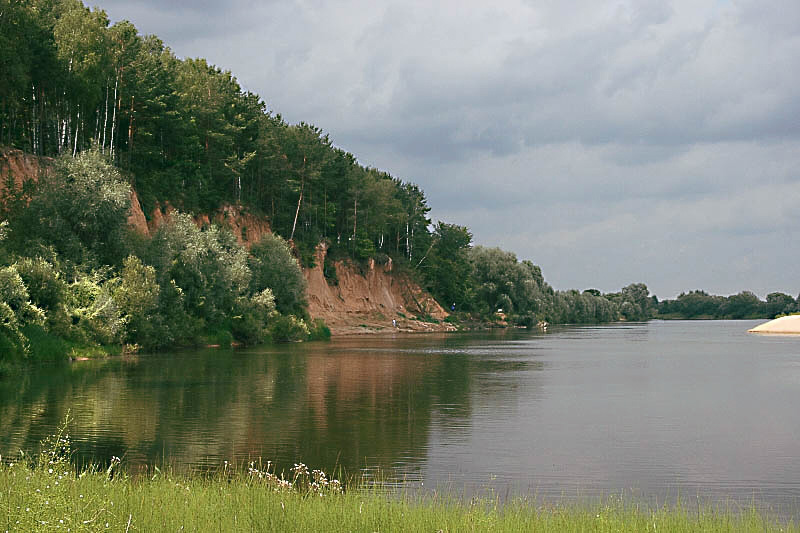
[748,315,800,334]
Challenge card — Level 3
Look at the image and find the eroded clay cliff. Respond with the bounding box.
[305,243,453,334]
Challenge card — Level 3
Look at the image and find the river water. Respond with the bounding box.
[2,320,799,516]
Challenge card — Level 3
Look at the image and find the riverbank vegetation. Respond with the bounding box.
[1,432,795,533]
[0,148,324,374]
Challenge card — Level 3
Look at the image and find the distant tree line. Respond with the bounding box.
[417,224,660,326]
[657,290,799,320]
[418,223,797,326]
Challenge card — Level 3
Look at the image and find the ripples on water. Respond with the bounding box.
[1,320,799,517]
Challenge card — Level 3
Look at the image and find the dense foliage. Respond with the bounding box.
[0,0,433,265]
[658,290,799,320]
[0,149,313,373]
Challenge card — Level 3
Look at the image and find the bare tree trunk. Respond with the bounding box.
[127,95,135,167]
[110,76,118,157]
[353,194,358,239]
[406,220,410,260]
[290,156,306,241]
[102,84,109,152]
[72,107,80,157]
[410,226,414,260]
[31,85,37,154]
[290,178,303,241]
[94,105,100,145]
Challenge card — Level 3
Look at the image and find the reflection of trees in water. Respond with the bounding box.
[0,333,547,478]
[1,337,529,478]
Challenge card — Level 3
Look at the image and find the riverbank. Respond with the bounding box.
[749,314,800,334]
[1,457,794,533]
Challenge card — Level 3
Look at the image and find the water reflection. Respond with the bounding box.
[0,331,542,481]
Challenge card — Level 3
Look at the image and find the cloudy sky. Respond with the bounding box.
[98,0,800,299]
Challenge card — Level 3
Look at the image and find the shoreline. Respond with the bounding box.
[3,456,796,532]
[748,315,800,334]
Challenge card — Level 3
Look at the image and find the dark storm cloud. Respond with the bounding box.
[98,0,800,298]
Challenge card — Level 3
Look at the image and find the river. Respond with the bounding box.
[2,320,799,516]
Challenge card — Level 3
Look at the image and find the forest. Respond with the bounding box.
[1,0,797,370]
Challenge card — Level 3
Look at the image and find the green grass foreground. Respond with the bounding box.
[1,432,796,532]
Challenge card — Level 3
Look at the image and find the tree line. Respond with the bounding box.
[0,0,432,265]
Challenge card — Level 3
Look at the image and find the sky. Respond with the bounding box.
[97,0,800,299]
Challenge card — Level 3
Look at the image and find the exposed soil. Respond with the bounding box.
[304,243,454,335]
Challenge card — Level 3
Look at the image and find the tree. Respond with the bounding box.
[147,212,251,325]
[9,148,131,267]
[722,291,764,319]
[248,233,307,316]
[419,222,472,311]
[765,292,795,318]
[0,265,45,358]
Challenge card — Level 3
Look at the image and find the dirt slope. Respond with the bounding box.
[305,243,453,334]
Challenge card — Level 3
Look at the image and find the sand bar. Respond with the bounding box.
[748,315,800,334]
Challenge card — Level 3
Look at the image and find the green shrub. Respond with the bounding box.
[113,255,160,346]
[200,326,234,347]
[268,314,310,342]
[308,318,331,340]
[0,265,46,360]
[8,149,132,267]
[148,213,251,325]
[230,289,277,345]
[64,271,126,346]
[249,234,307,316]
[14,256,67,313]
[323,257,339,286]
[21,323,70,362]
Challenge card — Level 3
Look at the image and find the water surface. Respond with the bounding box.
[2,320,799,516]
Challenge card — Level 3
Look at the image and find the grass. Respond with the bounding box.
[1,427,797,532]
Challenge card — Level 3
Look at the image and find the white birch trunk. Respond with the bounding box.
[110,76,118,157]
[72,108,80,157]
[102,84,109,152]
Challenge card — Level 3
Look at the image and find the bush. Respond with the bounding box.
[8,149,132,267]
[0,265,46,359]
[230,289,276,345]
[308,318,331,340]
[21,324,70,362]
[249,234,307,316]
[323,258,338,286]
[200,326,234,347]
[146,213,252,340]
[268,314,310,342]
[14,257,67,314]
[113,256,160,346]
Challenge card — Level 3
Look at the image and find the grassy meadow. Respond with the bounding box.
[1,429,796,532]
